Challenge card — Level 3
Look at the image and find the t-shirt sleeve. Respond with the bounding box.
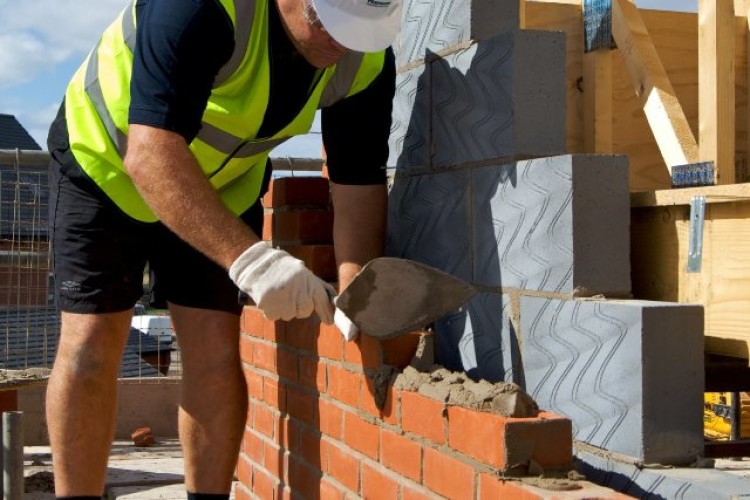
[321,47,396,185]
[129,0,234,142]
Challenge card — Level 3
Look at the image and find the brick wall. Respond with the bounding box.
[235,177,627,499]
[236,308,632,499]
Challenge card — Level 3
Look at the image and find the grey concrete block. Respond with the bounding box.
[388,65,430,169]
[576,449,750,499]
[434,292,523,384]
[521,297,705,465]
[386,169,472,282]
[396,0,522,67]
[431,30,566,169]
[472,154,630,296]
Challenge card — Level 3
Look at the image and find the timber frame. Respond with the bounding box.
[523,0,750,363]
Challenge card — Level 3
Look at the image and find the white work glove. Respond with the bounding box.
[334,306,359,341]
[230,241,335,324]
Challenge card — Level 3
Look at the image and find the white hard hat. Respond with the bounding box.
[312,0,402,53]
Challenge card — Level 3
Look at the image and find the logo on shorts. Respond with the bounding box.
[61,280,81,292]
[367,0,390,7]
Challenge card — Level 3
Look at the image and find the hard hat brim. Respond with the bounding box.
[313,0,402,53]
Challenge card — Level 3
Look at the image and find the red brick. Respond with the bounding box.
[447,406,507,468]
[283,316,319,352]
[320,477,345,500]
[299,355,327,392]
[262,319,285,343]
[253,342,277,373]
[287,386,316,425]
[253,465,279,500]
[361,376,397,424]
[381,332,423,368]
[423,448,475,500]
[241,308,264,337]
[264,440,285,479]
[242,428,263,464]
[343,412,379,460]
[380,429,421,482]
[327,364,361,408]
[344,334,384,369]
[297,426,326,469]
[239,335,255,365]
[286,244,337,281]
[480,474,539,500]
[276,347,299,382]
[505,412,573,471]
[244,368,263,400]
[317,324,344,360]
[288,455,323,500]
[263,377,287,413]
[263,209,333,243]
[362,462,400,499]
[254,404,276,439]
[131,426,155,447]
[401,391,446,444]
[234,482,252,500]
[317,399,344,440]
[326,441,361,492]
[279,416,300,451]
[262,176,330,208]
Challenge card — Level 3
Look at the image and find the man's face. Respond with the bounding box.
[277,0,348,69]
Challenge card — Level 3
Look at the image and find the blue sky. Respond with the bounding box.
[1,0,696,156]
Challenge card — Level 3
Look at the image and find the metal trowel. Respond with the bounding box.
[334,257,478,339]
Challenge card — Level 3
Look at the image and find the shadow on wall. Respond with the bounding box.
[386,49,525,386]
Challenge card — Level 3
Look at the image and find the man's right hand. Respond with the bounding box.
[229,241,335,323]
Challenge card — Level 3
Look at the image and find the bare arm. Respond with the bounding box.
[330,182,388,290]
[124,124,260,269]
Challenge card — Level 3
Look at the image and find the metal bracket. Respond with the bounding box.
[687,196,706,273]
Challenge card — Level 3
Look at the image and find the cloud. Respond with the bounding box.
[0,0,126,88]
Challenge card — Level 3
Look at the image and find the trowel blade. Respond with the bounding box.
[334,257,477,339]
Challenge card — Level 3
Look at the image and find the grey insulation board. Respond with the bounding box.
[388,154,631,297]
[434,293,523,384]
[472,154,630,296]
[431,29,566,169]
[396,0,522,67]
[521,297,705,465]
[389,29,567,171]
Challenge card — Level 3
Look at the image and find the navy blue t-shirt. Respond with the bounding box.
[128,0,394,184]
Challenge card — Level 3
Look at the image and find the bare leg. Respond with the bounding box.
[46,310,132,496]
[169,303,247,494]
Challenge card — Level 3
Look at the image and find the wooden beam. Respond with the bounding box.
[699,0,736,185]
[583,50,613,153]
[611,0,700,171]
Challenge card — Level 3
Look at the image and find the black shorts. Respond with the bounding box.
[48,151,264,316]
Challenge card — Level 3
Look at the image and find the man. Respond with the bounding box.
[45,0,399,497]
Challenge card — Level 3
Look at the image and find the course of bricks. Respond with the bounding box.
[237,176,628,499]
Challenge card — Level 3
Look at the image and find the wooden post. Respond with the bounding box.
[699,0,736,185]
[583,50,613,153]
[611,0,700,173]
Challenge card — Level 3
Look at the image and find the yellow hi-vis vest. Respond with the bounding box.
[64,0,386,222]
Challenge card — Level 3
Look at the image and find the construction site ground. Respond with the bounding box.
[20,438,750,499]
[23,439,239,499]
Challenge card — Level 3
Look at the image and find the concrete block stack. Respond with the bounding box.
[385,0,749,496]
